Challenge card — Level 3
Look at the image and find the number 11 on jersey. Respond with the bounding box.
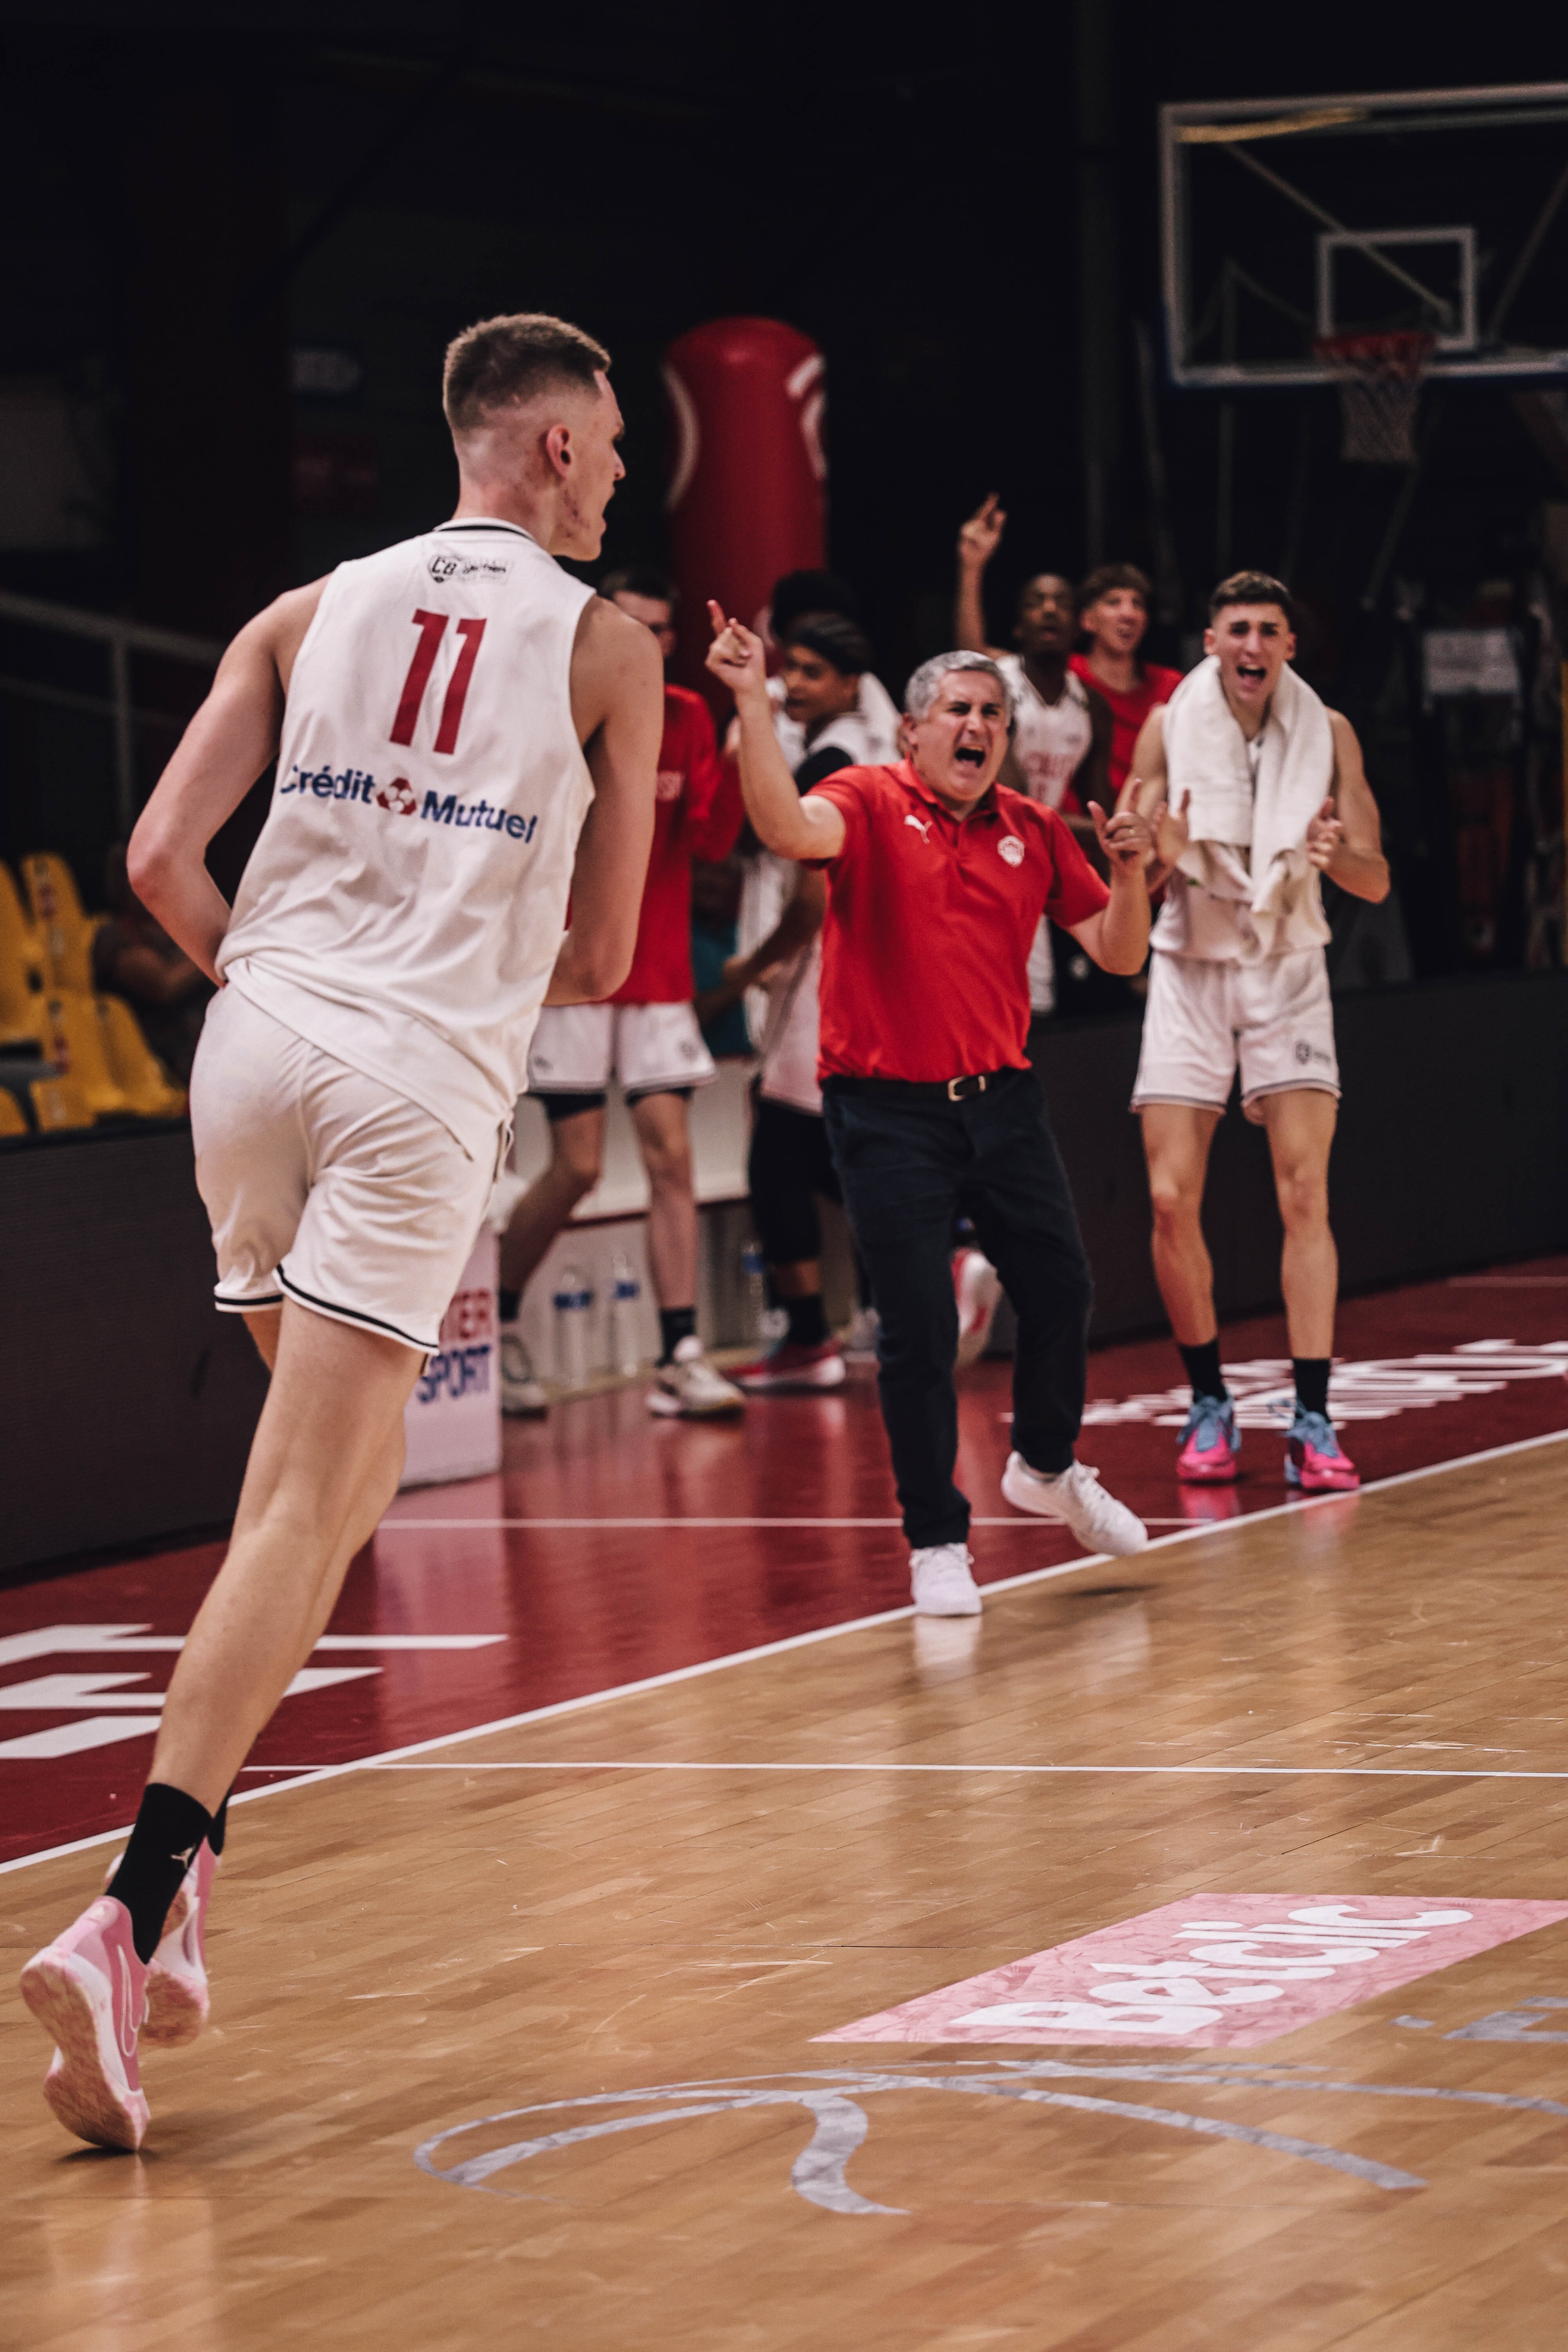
[390,610,487,753]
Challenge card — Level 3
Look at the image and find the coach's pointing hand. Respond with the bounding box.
[705,601,767,704]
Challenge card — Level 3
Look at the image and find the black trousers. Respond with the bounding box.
[748,1092,842,1267]
[822,1068,1093,1548]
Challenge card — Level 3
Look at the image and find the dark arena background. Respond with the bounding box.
[6,6,1568,2346]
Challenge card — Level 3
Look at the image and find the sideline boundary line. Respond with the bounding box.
[318,1758,1568,1783]
[3,1422,1564,1880]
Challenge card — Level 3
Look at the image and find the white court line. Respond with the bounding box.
[290,1758,1568,1784]
[4,1421,1565,1879]
[379,1517,1198,1530]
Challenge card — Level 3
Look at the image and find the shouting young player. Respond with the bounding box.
[1126,572,1389,1492]
[20,313,661,2151]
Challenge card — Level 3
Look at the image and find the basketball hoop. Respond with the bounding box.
[1313,330,1436,465]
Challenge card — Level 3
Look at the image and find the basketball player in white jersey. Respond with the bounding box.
[1125,572,1388,1495]
[20,313,662,2152]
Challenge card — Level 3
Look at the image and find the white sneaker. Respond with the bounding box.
[953,1249,1003,1368]
[647,1334,745,1418]
[910,1543,982,1616]
[499,1329,549,1417]
[843,1304,880,1360]
[1000,1452,1148,1555]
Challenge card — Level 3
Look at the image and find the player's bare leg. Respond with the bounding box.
[1258,1088,1338,1359]
[631,1089,697,1310]
[1141,1103,1237,1482]
[1141,1104,1223,1343]
[151,1302,419,1805]
[499,1107,605,1299]
[21,1301,418,2146]
[1257,1086,1356,1491]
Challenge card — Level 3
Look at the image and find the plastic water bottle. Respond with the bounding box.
[552,1262,593,1387]
[610,1251,642,1376]
[741,1241,769,1342]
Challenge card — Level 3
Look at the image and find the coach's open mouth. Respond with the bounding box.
[955,744,985,766]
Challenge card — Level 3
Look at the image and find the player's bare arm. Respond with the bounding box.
[127,579,327,981]
[1069,804,1155,975]
[1118,704,1181,884]
[1313,711,1390,903]
[706,602,847,863]
[953,494,1009,659]
[545,595,664,1005]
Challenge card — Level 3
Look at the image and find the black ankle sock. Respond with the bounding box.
[659,1306,696,1365]
[108,1784,214,1963]
[1293,1356,1331,1419]
[785,1293,829,1349]
[498,1286,521,1326]
[1179,1338,1226,1403]
[207,1786,232,1858]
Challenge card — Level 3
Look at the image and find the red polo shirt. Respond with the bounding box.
[808,760,1109,1082]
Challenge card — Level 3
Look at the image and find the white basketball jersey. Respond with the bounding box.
[996,655,1093,811]
[996,658,1093,1016]
[219,519,594,1159]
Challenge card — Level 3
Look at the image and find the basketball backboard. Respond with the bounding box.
[1160,84,1568,388]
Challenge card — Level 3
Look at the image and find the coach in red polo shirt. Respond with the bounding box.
[709,608,1153,1616]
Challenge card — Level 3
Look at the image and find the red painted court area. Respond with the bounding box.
[4,1257,1566,1869]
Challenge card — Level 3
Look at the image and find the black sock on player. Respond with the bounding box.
[107,1784,215,1963]
[1292,1357,1331,1420]
[785,1294,829,1349]
[659,1306,696,1365]
[1179,1338,1226,1403]
[208,1786,232,1857]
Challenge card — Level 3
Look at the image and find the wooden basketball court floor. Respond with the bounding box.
[6,1264,1568,2348]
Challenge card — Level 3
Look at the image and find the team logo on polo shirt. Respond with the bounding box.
[998,834,1025,867]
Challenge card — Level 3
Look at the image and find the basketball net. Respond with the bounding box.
[1313,330,1436,465]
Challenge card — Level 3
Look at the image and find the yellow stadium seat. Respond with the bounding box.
[0,1089,27,1138]
[0,861,45,1038]
[33,993,135,1119]
[30,1073,93,1131]
[22,851,98,994]
[95,993,187,1117]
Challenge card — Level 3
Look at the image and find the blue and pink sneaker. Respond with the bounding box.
[1286,1408,1360,1492]
[1176,1395,1240,1483]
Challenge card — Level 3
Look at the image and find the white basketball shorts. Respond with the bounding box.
[1131,946,1339,1126]
[526,1000,715,1101]
[189,987,500,1354]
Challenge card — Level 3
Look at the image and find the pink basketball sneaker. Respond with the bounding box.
[1176,1395,1240,1484]
[1286,1409,1361,1493]
[102,1838,219,2045]
[20,1896,150,2151]
[145,1842,218,2046]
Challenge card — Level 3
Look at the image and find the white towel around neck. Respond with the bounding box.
[1163,653,1333,955]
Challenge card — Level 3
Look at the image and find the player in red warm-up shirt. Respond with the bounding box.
[1069,562,1182,795]
[499,567,746,1419]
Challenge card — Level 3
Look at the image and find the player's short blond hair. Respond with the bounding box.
[443,313,611,431]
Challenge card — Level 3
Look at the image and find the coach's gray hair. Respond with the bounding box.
[904,651,1014,723]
